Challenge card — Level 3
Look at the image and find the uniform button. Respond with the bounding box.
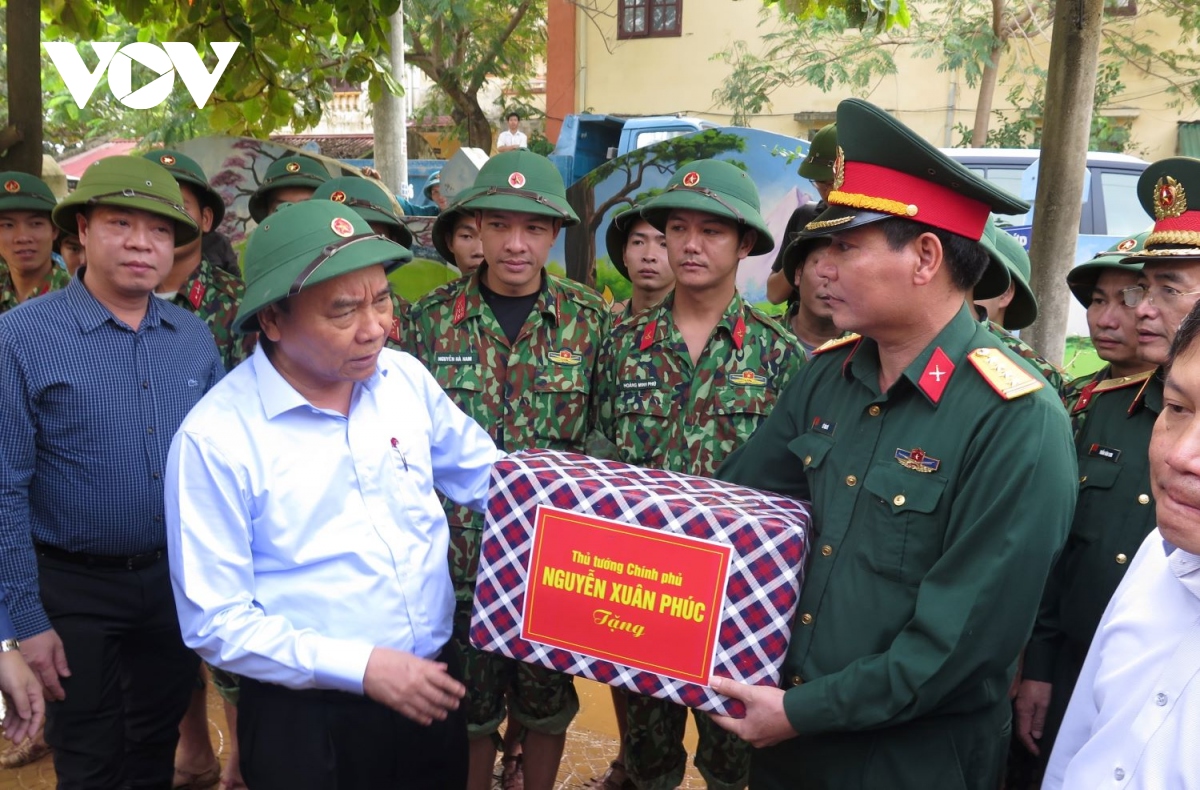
[1116,553,1128,565]
[893,494,906,507]
[800,613,813,625]
[1114,767,1125,781]
[820,544,833,557]
[868,405,881,417]
[804,455,812,466]
[1138,494,1150,505]
[790,675,803,687]
[1156,692,1168,706]
[845,475,857,487]
[1079,475,1087,484]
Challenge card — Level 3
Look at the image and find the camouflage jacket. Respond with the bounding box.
[0,262,72,314]
[986,320,1072,404]
[387,293,408,352]
[592,290,804,478]
[409,268,608,532]
[170,258,256,373]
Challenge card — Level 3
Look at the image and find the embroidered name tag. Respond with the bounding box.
[1088,444,1122,463]
[435,351,479,365]
[810,417,836,436]
[620,378,660,392]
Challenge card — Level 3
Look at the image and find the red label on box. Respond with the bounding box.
[523,506,731,684]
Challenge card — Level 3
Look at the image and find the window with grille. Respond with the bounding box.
[618,0,682,39]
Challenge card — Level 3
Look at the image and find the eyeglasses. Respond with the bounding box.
[1121,285,1200,308]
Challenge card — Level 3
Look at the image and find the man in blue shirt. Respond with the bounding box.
[0,156,223,788]
[166,199,503,788]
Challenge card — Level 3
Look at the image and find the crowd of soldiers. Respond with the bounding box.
[0,94,1196,790]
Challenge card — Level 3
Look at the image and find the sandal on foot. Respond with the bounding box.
[173,765,221,790]
[500,754,524,790]
[583,760,636,790]
[0,736,51,769]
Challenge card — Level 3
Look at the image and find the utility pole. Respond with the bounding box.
[374,2,409,200]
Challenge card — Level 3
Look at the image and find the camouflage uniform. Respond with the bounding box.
[409,267,608,738]
[0,261,72,314]
[985,320,1072,403]
[592,289,803,790]
[168,258,256,372]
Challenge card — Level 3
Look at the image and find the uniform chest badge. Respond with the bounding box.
[549,348,582,366]
[1088,444,1122,463]
[730,369,767,387]
[810,417,835,436]
[896,447,940,473]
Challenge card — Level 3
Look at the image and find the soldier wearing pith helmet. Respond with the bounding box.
[314,176,415,350]
[0,172,70,313]
[592,159,803,790]
[603,202,673,318]
[0,155,222,787]
[712,99,1076,790]
[248,154,330,223]
[407,150,607,790]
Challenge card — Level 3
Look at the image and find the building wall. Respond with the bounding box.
[567,0,1200,159]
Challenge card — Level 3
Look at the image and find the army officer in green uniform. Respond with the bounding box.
[709,98,1077,790]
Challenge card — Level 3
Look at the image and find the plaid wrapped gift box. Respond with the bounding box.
[470,449,810,716]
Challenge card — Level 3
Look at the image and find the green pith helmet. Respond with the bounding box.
[142,149,226,228]
[313,176,414,250]
[248,155,331,223]
[801,99,1029,242]
[1120,157,1200,262]
[423,170,442,202]
[641,159,775,256]
[977,220,1037,330]
[0,172,57,214]
[234,200,413,334]
[605,203,652,281]
[454,151,579,226]
[1067,232,1148,307]
[52,156,199,244]
[799,124,838,182]
[779,202,828,285]
[432,203,472,265]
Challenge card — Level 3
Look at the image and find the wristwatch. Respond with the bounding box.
[0,638,19,653]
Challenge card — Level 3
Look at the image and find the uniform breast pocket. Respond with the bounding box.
[1070,459,1123,544]
[433,362,485,398]
[860,464,948,585]
[613,391,672,467]
[712,386,775,451]
[521,366,591,446]
[787,431,835,481]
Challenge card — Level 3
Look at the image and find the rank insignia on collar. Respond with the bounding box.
[639,320,658,351]
[730,369,767,387]
[548,348,582,366]
[389,317,401,343]
[896,447,939,473]
[918,347,955,404]
[452,291,468,325]
[811,333,861,355]
[1088,444,1122,463]
[187,280,206,310]
[731,316,746,350]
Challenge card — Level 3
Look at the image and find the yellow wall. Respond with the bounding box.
[576,0,1200,159]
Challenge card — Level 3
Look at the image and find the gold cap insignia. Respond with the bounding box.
[1154,175,1187,221]
[159,154,176,166]
[508,172,526,188]
[3,180,19,193]
[831,146,846,191]
[330,190,347,203]
[285,161,301,173]
[330,217,354,238]
[682,171,700,188]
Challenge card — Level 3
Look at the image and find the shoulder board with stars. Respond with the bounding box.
[967,347,1043,400]
[1091,368,1154,395]
[811,333,861,355]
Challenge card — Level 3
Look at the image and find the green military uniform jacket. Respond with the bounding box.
[592,290,803,478]
[0,261,72,314]
[718,304,1077,790]
[170,258,256,372]
[409,267,608,595]
[1023,365,1159,691]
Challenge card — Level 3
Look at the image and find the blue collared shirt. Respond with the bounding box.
[166,347,502,694]
[0,275,224,638]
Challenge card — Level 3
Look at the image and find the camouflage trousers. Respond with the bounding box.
[453,597,579,741]
[626,692,749,790]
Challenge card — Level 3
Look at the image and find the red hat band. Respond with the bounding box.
[1146,211,1200,249]
[829,161,991,241]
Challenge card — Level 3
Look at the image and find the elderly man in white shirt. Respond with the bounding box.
[165,199,502,789]
[1044,298,1200,790]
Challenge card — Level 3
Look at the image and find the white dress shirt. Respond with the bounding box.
[497,129,527,149]
[165,347,502,695]
[1044,527,1200,789]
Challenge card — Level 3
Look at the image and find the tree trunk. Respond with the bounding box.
[565,179,596,284]
[971,0,1006,147]
[1025,0,1105,365]
[374,5,409,199]
[0,0,43,174]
